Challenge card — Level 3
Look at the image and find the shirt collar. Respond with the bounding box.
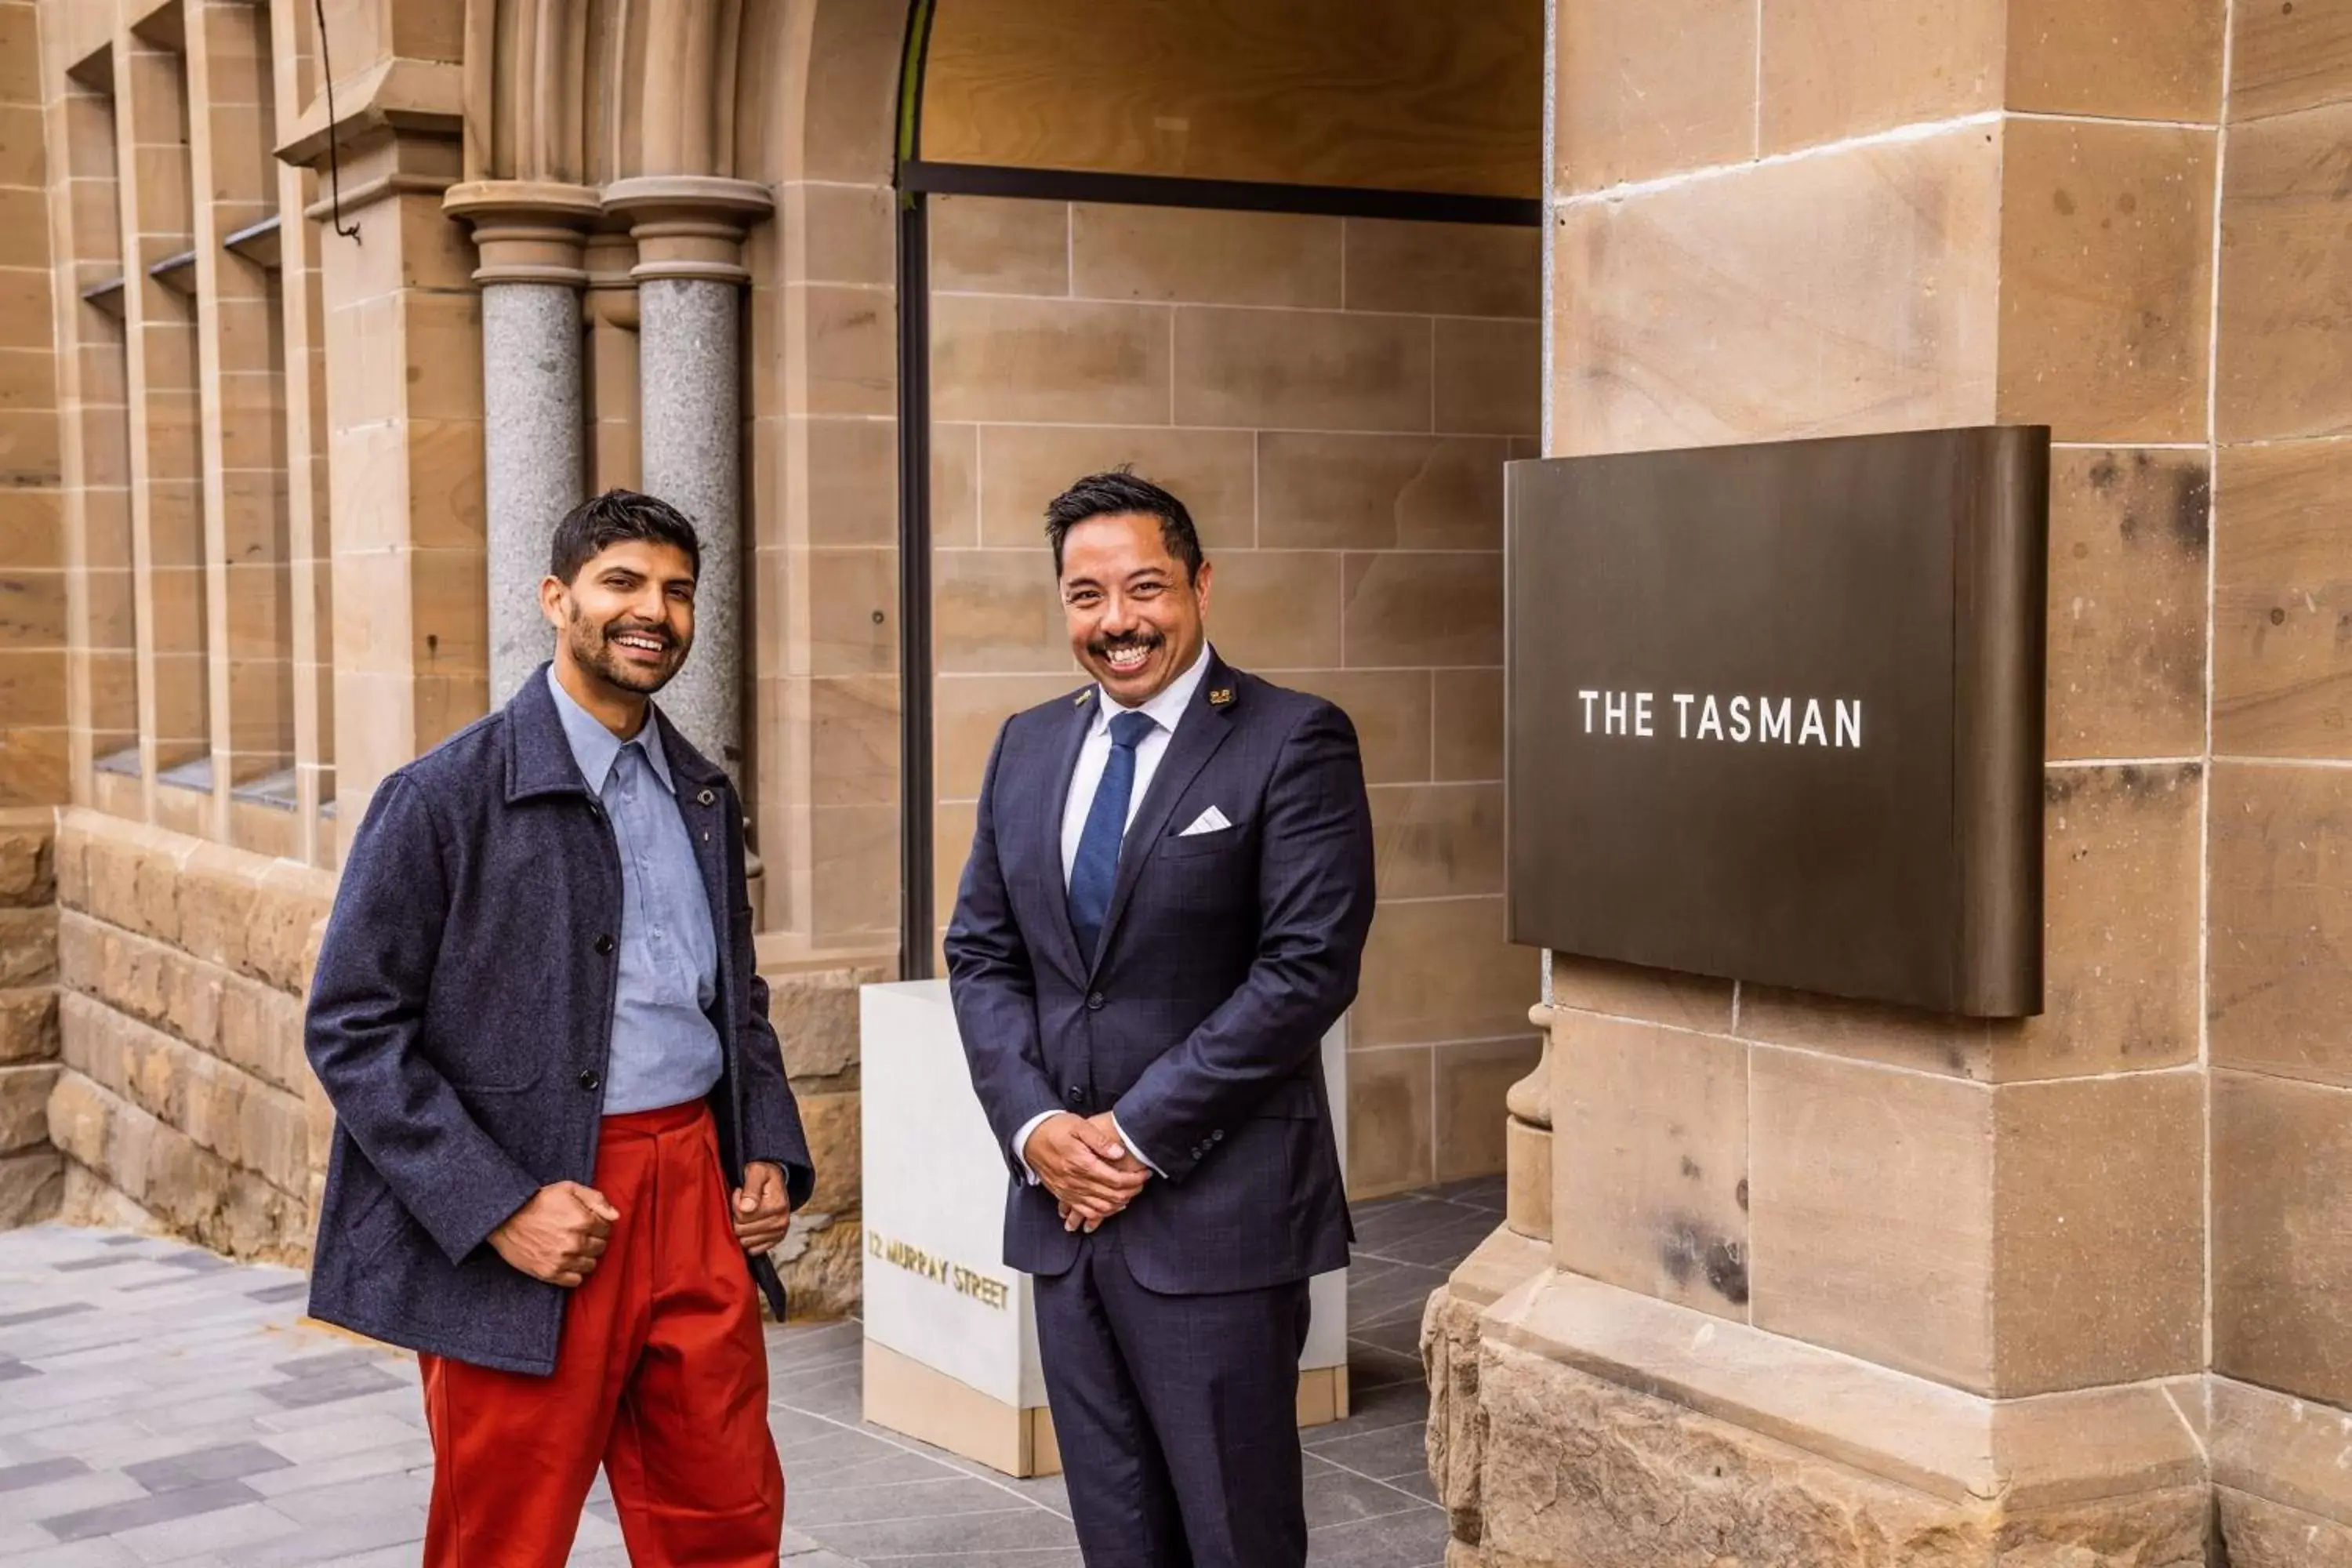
[1091,641,1214,738]
[546,666,676,797]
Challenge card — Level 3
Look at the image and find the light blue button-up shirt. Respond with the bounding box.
[546,668,724,1116]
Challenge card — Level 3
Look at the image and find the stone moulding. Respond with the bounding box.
[1425,1236,2247,1566]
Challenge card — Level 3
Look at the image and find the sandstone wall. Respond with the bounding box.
[0,810,62,1226]
[45,808,332,1262]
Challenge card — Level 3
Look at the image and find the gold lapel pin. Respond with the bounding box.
[1074,689,1091,707]
[1208,688,1235,708]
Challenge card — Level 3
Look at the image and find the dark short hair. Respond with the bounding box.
[1044,469,1203,583]
[549,489,702,583]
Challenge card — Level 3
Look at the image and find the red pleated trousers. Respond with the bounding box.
[418,1101,784,1567]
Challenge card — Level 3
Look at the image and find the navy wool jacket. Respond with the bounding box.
[303,666,815,1376]
[945,655,1376,1292]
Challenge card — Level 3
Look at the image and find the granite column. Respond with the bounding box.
[602,176,773,777]
[442,182,601,707]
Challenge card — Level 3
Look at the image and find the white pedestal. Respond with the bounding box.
[858,979,1350,1476]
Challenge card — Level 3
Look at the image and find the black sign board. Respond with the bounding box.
[1505,426,2049,1018]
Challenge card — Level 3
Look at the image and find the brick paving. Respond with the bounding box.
[0,1179,1499,1566]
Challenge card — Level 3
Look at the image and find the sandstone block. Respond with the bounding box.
[53,812,88,909]
[797,1089,862,1214]
[218,975,308,1095]
[0,1145,62,1225]
[2219,1486,2352,1568]
[45,1068,306,1261]
[75,817,155,934]
[0,821,55,908]
[1472,1339,2204,1566]
[175,844,260,978]
[0,904,56,987]
[56,1157,158,1232]
[767,964,883,1083]
[0,985,56,1064]
[1423,1284,1490,1547]
[53,908,99,994]
[251,862,334,993]
[0,1061,56,1153]
[771,1210,862,1320]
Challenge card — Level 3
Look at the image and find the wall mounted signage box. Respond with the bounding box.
[1505,426,2050,1018]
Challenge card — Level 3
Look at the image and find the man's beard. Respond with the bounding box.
[569,609,686,695]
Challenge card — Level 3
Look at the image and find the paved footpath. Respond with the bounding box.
[0,1179,1500,1566]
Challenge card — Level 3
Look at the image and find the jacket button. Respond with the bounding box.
[594,935,615,956]
[1086,992,1105,1011]
[1211,1130,1224,1142]
[1065,1085,1085,1106]
[579,1069,601,1092]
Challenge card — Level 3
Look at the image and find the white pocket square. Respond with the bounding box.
[1178,807,1232,837]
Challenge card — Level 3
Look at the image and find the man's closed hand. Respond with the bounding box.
[732,1160,793,1254]
[489,1181,618,1287]
[1025,1112,1147,1225]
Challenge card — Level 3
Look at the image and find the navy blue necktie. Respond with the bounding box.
[1068,709,1157,964]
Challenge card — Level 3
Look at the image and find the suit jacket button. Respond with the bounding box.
[579,1069,601,1092]
[1086,993,1105,1011]
[1065,1085,1085,1105]
[1211,1130,1223,1142]
[594,934,615,956]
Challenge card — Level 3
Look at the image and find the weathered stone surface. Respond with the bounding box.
[0,1146,63,1226]
[772,1210,862,1320]
[2219,1486,2352,1568]
[57,1156,159,1233]
[1478,1338,1991,1566]
[45,1069,307,1262]
[1472,1338,2205,1567]
[0,985,56,1063]
[59,992,310,1198]
[1425,1283,1490,1547]
[798,1088,863,1214]
[218,973,309,1095]
[251,862,334,993]
[176,844,260,978]
[0,904,56,987]
[0,1061,57,1154]
[766,963,884,1083]
[0,819,56,908]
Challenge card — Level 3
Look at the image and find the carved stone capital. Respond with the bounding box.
[443,180,604,287]
[1508,1004,1554,1129]
[601,175,775,285]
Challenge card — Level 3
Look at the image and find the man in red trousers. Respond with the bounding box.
[303,490,814,1566]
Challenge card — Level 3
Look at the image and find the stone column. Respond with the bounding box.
[441,182,601,709]
[601,176,773,778]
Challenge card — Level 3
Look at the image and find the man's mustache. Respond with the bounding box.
[1089,631,1162,658]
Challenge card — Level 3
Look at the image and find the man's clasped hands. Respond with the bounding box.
[1024,1111,1151,1233]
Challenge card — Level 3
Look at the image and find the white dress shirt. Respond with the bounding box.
[1012,641,1214,1183]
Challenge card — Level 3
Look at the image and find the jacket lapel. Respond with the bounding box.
[1036,689,1096,986]
[1089,657,1237,977]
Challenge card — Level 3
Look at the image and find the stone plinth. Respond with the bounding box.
[858,979,1351,1476]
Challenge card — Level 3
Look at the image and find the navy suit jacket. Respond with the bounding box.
[945,654,1375,1294]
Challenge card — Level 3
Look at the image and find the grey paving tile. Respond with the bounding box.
[244,1284,307,1306]
[856,1555,1084,1567]
[37,1479,263,1542]
[224,1508,426,1566]
[0,1466,148,1523]
[268,1352,385,1383]
[265,1469,431,1526]
[1426,1175,1507,1211]
[252,1414,420,1468]
[1367,1212,1504,1270]
[810,1504,1080,1558]
[0,1306,93,1331]
[122,1441,294,1494]
[1351,1199,1470,1257]
[0,1365,41,1384]
[1307,1417,1430,1481]
[241,1436,434,1501]
[0,1457,90,1495]
[1305,1504,1450,1566]
[0,1537,144,1567]
[1301,1459,1428,1529]
[257,1367,408,1411]
[787,1447,964,1491]
[111,1501,303,1565]
[789,1474,1038,1527]
[50,1257,147,1275]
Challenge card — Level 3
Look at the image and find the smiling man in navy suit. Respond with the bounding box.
[945,470,1377,1566]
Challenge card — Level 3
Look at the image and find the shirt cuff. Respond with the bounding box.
[1011,1110,1061,1185]
[1109,1113,1167,1179]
